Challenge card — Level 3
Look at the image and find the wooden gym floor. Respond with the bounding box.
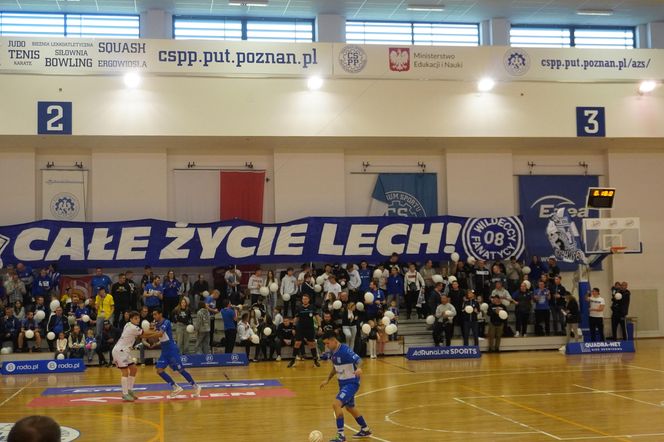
[2,340,664,442]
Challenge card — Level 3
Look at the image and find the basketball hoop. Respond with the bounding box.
[610,246,627,254]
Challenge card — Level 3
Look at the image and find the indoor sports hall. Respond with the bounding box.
[0,1,663,441]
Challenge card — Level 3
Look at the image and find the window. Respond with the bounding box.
[511,25,634,49]
[174,17,314,42]
[0,12,139,38]
[347,20,479,46]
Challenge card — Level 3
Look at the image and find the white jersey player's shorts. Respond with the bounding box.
[112,347,134,368]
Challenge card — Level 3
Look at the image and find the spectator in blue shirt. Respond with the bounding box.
[33,268,52,300]
[91,268,112,293]
[358,261,371,294]
[143,276,163,313]
[533,280,551,336]
[162,270,182,317]
[220,299,238,354]
[386,267,403,306]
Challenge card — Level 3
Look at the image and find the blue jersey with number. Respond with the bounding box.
[331,344,361,386]
[157,319,178,353]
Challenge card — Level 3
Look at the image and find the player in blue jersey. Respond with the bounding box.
[152,308,202,398]
[320,331,372,441]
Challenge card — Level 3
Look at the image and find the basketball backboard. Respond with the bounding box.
[582,217,642,255]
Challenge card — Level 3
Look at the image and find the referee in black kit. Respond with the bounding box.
[288,293,321,368]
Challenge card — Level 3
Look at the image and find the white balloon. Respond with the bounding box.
[522,266,532,275]
[25,330,35,339]
[467,256,477,265]
[524,280,532,290]
[499,310,508,320]
[263,327,272,336]
[250,334,260,344]
[81,314,90,323]
[254,308,262,320]
[381,316,391,326]
[361,323,371,335]
[451,252,460,262]
[0,348,9,355]
[201,290,210,297]
[385,324,398,335]
[332,300,342,310]
[68,316,76,325]
[316,275,326,285]
[425,315,435,325]
[49,300,60,312]
[364,292,374,304]
[47,332,56,340]
[259,286,270,297]
[614,292,623,300]
[444,310,454,317]
[84,299,90,306]
[432,274,444,284]
[282,293,291,302]
[355,302,364,311]
[91,342,97,350]
[57,353,65,360]
[480,303,489,312]
[141,320,151,331]
[372,269,383,279]
[384,310,395,320]
[314,284,322,293]
[269,283,279,293]
[34,310,45,322]
[186,324,195,333]
[448,275,457,283]
[464,305,474,314]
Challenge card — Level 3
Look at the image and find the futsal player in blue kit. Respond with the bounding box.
[320,331,372,441]
[152,308,202,398]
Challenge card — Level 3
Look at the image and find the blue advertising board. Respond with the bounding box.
[1,358,85,375]
[179,353,248,367]
[565,340,635,355]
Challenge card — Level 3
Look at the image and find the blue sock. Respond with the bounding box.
[336,416,344,434]
[158,371,175,386]
[355,415,368,429]
[180,369,196,385]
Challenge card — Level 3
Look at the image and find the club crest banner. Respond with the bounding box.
[0,216,525,268]
[370,173,437,217]
[41,170,88,222]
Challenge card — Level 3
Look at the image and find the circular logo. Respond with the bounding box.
[0,423,80,441]
[339,45,367,74]
[50,192,80,220]
[4,363,15,373]
[231,354,239,362]
[384,191,426,217]
[180,355,188,364]
[205,354,214,363]
[462,217,525,261]
[503,48,530,76]
[47,361,58,371]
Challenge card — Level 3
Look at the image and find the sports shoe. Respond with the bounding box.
[122,394,135,402]
[514,332,520,338]
[329,434,346,442]
[192,384,202,397]
[287,359,296,368]
[276,355,281,361]
[128,390,138,400]
[352,429,372,438]
[296,355,302,361]
[168,385,184,398]
[314,358,320,367]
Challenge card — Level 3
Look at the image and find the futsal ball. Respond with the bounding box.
[381,317,391,326]
[385,324,398,335]
[332,300,342,310]
[448,275,457,283]
[91,342,97,350]
[432,274,444,284]
[524,280,532,290]
[47,332,56,341]
[444,310,453,317]
[309,430,323,442]
[264,327,272,336]
[25,330,35,339]
[141,320,151,331]
[82,314,91,323]
[34,310,45,322]
[361,324,371,335]
[316,275,326,285]
[282,293,291,302]
[269,282,279,293]
[57,353,65,360]
[355,302,364,311]
[314,284,322,293]
[522,266,531,275]
[615,293,623,300]
[464,305,474,314]
[384,310,395,320]
[499,310,508,320]
[425,315,435,325]
[186,324,195,333]
[467,256,476,265]
[49,300,61,312]
[480,303,489,312]
[250,334,260,345]
[259,286,270,297]
[364,292,374,304]
[451,252,460,262]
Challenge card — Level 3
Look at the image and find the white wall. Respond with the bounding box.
[0,149,36,224]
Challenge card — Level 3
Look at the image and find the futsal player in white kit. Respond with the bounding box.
[112,310,163,401]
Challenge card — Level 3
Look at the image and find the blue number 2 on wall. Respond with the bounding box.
[576,106,605,137]
[38,101,72,135]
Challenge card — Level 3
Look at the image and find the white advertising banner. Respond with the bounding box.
[41,170,88,222]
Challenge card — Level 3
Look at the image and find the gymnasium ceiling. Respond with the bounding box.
[2,0,664,26]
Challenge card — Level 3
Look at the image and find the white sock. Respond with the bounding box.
[121,377,129,395]
[127,376,135,391]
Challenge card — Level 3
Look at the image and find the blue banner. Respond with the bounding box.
[0,215,525,268]
[371,173,438,217]
[405,346,481,360]
[41,379,280,395]
[179,353,248,367]
[1,359,85,375]
[518,175,598,270]
[565,341,635,355]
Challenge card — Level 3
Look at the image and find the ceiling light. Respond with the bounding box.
[123,72,141,88]
[229,0,269,6]
[407,4,445,12]
[576,9,613,16]
[307,76,324,91]
[477,77,495,92]
[639,80,657,94]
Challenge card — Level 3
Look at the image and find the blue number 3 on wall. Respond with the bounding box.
[576,106,605,137]
[38,101,72,135]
